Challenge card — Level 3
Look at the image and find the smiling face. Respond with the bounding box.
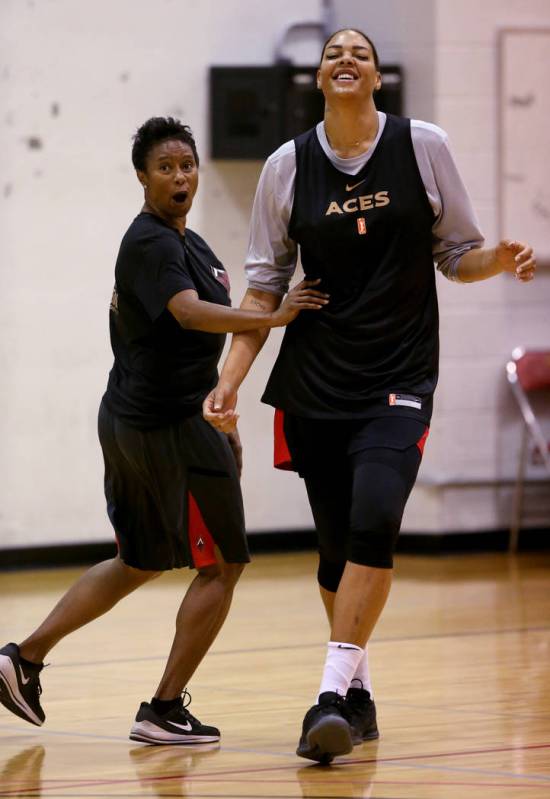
[317,29,381,103]
[137,139,198,230]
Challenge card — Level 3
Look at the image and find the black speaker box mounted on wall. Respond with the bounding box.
[210,65,403,160]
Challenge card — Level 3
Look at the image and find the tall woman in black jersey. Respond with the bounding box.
[0,117,326,745]
[204,30,536,764]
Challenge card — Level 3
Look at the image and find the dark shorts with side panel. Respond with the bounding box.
[98,401,249,571]
[274,411,428,574]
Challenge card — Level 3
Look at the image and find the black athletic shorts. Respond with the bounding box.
[98,401,249,571]
[274,410,429,568]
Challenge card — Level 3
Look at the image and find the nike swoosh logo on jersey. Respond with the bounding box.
[345,179,366,192]
[18,665,31,686]
[167,720,193,731]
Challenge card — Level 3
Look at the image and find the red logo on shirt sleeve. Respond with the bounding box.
[211,265,231,292]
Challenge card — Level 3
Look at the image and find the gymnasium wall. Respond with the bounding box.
[420,0,550,532]
[1,0,548,550]
[338,0,550,534]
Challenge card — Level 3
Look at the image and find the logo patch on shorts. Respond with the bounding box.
[196,537,205,550]
[389,393,422,410]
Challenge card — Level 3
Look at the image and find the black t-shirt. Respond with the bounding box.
[103,212,231,429]
[262,115,437,424]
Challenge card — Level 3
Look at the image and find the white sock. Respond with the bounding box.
[317,641,364,701]
[350,645,373,697]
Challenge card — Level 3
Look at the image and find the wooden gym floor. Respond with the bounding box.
[1,550,549,798]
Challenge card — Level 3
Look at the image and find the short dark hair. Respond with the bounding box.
[131,117,199,171]
[320,28,380,71]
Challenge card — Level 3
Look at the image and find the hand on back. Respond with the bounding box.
[271,279,329,327]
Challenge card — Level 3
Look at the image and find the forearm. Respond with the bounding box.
[456,247,502,282]
[174,299,279,333]
[219,289,281,391]
[219,329,270,392]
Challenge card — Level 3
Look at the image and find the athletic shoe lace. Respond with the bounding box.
[317,693,347,715]
[23,664,45,696]
[179,688,200,724]
[327,693,352,722]
[35,662,49,696]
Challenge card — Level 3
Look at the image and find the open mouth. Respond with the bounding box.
[333,71,357,82]
[172,191,188,203]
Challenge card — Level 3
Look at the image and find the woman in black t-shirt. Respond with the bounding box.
[0,117,327,745]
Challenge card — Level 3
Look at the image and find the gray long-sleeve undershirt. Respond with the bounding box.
[245,111,484,295]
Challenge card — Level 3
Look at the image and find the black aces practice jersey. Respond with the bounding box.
[262,115,438,423]
[103,213,231,430]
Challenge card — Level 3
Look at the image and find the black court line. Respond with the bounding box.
[41,624,550,671]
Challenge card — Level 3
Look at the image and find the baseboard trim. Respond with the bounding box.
[396,528,550,554]
[1,527,549,571]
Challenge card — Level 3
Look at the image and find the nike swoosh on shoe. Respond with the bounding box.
[18,665,31,686]
[166,720,193,731]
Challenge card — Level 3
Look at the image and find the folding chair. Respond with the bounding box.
[506,348,550,551]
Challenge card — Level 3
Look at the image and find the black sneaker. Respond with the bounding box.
[129,692,220,745]
[296,691,353,765]
[0,643,45,727]
[344,682,379,744]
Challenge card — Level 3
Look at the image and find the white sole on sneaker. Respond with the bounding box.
[129,720,220,745]
[0,655,43,727]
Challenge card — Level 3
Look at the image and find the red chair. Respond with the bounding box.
[506,348,550,551]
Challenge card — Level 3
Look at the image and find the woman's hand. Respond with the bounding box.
[270,279,329,327]
[203,385,239,433]
[496,240,536,282]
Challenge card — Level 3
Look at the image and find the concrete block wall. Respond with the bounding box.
[341,0,550,533]
[0,0,320,545]
[430,0,550,531]
[1,0,548,547]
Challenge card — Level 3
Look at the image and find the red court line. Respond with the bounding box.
[0,793,424,799]
[347,741,550,767]
[1,777,549,798]
[1,741,549,795]
[186,777,550,789]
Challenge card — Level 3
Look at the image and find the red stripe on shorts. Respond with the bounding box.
[188,492,217,568]
[274,408,294,470]
[416,426,430,455]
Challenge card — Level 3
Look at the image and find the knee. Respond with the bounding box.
[198,560,245,588]
[317,554,346,592]
[220,561,246,587]
[197,563,220,581]
[350,456,413,569]
[349,514,400,569]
